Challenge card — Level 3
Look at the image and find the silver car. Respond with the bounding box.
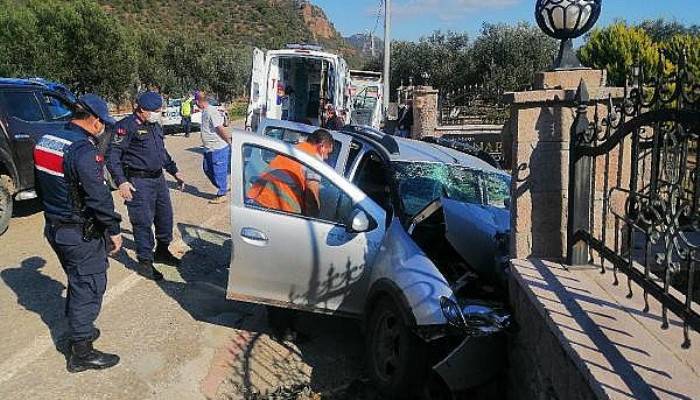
[228,120,512,398]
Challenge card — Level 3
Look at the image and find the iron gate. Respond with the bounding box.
[567,51,700,348]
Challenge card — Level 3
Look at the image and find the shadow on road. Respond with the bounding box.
[157,222,369,399]
[166,180,219,201]
[0,256,70,356]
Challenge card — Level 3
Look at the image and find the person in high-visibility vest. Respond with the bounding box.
[247,129,334,217]
[180,96,194,138]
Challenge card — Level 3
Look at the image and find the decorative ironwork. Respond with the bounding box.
[438,84,508,126]
[535,0,602,70]
[567,49,700,348]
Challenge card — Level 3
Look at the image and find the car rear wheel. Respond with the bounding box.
[0,175,13,236]
[366,297,429,399]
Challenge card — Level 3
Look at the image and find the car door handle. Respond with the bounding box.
[240,227,269,246]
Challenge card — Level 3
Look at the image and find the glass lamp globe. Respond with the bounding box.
[535,0,602,70]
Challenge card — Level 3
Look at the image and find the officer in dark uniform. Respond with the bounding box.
[33,94,122,372]
[106,91,185,281]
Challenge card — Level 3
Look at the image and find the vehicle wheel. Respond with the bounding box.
[366,297,429,399]
[0,175,14,236]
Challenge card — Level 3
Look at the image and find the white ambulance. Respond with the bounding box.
[246,44,352,131]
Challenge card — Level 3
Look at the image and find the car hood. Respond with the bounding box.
[442,198,510,284]
[407,197,510,286]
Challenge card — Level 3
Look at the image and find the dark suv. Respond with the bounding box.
[0,78,75,235]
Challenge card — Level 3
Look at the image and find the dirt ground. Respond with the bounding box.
[0,123,373,400]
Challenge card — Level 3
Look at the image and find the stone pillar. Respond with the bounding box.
[505,69,623,260]
[411,86,439,139]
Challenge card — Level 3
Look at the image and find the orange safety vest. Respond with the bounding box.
[247,141,318,214]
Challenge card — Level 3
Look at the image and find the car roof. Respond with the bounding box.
[260,119,507,176]
[259,118,322,134]
[0,78,47,89]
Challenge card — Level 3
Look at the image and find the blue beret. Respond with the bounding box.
[78,94,116,125]
[137,91,163,111]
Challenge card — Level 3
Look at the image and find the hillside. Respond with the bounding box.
[346,34,384,58]
[98,0,360,63]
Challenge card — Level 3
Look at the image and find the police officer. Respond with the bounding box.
[33,94,122,372]
[106,91,185,281]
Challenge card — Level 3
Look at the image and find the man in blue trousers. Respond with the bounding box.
[195,91,231,204]
[107,91,186,280]
[34,94,122,372]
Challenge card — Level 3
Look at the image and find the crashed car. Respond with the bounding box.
[227,119,512,398]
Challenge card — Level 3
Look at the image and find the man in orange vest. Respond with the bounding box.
[247,129,334,218]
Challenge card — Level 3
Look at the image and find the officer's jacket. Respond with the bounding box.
[33,124,122,236]
[106,114,179,186]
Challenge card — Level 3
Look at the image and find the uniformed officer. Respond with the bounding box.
[106,91,185,281]
[33,94,122,372]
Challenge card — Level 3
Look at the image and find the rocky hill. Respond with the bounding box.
[346,34,384,58]
[98,0,360,63]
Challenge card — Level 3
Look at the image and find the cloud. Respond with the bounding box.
[386,0,521,21]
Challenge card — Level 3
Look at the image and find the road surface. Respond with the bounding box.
[0,125,370,400]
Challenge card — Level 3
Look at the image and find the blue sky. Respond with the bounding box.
[314,0,700,40]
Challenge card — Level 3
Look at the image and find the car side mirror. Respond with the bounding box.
[346,208,373,233]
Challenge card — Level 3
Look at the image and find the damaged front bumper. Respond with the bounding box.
[423,299,513,392]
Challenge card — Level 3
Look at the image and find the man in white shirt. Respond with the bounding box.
[195,91,231,204]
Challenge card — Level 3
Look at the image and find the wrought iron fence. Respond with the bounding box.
[567,50,700,348]
[438,84,509,126]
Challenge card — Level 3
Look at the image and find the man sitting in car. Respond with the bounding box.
[246,129,334,217]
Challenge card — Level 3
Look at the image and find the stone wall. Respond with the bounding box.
[508,265,598,400]
[411,86,438,139]
[504,70,625,261]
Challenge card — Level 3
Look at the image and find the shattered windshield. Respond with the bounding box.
[393,162,510,215]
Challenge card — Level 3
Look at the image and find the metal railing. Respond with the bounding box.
[567,50,700,348]
[438,84,508,126]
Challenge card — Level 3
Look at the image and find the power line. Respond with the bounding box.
[369,0,383,38]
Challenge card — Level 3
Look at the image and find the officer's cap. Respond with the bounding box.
[137,91,163,111]
[78,94,116,125]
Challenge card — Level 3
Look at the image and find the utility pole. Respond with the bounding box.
[371,33,376,58]
[382,0,391,114]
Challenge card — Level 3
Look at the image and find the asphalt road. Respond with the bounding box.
[0,125,368,400]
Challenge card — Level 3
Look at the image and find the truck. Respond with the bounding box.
[348,70,384,129]
[246,44,352,131]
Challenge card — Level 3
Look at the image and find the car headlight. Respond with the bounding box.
[441,296,513,337]
[440,296,467,329]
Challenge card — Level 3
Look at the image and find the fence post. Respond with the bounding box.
[567,80,593,266]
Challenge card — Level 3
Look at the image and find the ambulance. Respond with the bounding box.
[246,44,352,131]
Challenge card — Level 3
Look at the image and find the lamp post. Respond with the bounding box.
[535,0,602,70]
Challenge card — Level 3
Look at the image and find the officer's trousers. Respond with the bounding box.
[45,223,108,341]
[126,175,173,262]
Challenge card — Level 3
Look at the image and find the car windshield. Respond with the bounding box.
[392,161,510,216]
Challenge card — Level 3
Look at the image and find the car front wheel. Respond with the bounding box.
[0,175,14,236]
[366,297,429,399]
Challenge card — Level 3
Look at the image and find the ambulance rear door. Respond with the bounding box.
[246,47,267,131]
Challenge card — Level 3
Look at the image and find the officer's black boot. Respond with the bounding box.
[67,340,119,373]
[137,260,164,281]
[154,242,180,266]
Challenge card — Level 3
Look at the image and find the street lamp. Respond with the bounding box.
[535,0,602,70]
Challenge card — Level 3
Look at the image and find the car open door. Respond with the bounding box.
[228,133,386,316]
[246,47,266,131]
